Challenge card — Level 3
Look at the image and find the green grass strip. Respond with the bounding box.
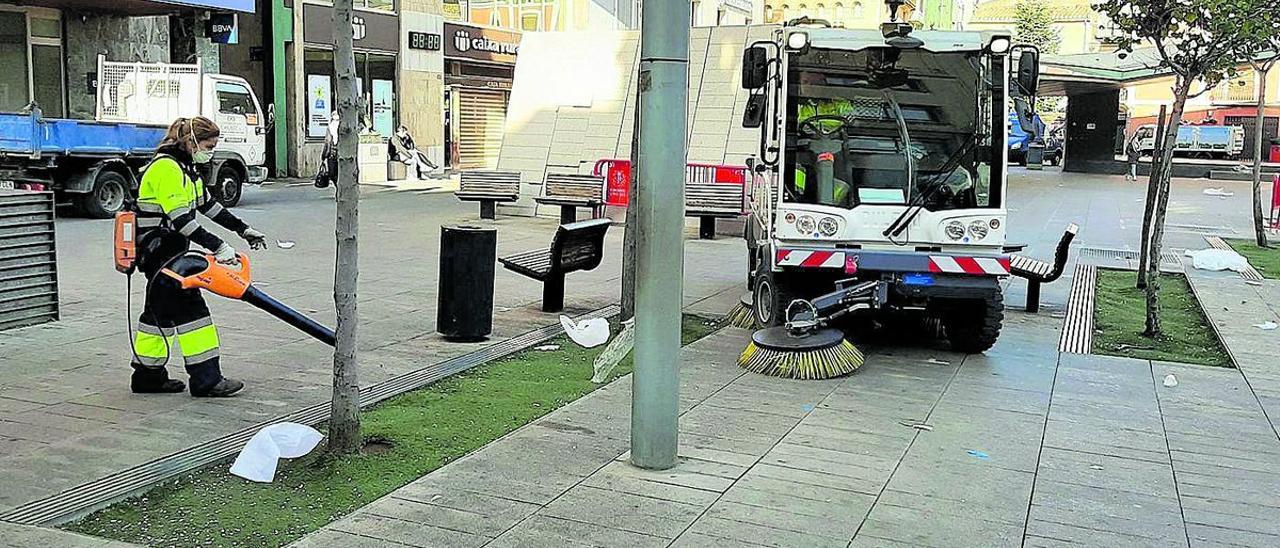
[66,314,724,548]
[1092,269,1230,367]
[1226,239,1280,280]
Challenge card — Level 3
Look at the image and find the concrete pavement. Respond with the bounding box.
[291,310,1280,547]
[0,181,745,514]
[3,167,1279,546]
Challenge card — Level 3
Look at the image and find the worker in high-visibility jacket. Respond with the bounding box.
[794,98,855,207]
[130,116,267,397]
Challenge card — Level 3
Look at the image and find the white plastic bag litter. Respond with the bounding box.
[230,422,324,483]
[1254,321,1278,331]
[1203,188,1235,197]
[560,315,610,348]
[1184,248,1251,273]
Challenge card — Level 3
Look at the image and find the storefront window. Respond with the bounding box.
[304,48,397,140]
[0,12,29,113]
[31,44,63,118]
[0,11,64,117]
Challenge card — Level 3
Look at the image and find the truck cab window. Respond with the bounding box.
[216,83,258,120]
[784,48,988,212]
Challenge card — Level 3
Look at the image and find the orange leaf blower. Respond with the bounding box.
[159,252,336,346]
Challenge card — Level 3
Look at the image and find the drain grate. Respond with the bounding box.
[1058,264,1096,355]
[1077,247,1183,272]
[1204,236,1264,281]
[0,305,619,526]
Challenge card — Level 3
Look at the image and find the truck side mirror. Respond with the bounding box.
[742,94,766,128]
[742,46,768,90]
[1017,49,1040,97]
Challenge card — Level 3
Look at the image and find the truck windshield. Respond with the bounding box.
[783,47,991,211]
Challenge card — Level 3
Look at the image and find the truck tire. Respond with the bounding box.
[215,163,245,208]
[77,170,129,219]
[753,268,796,328]
[943,291,1004,353]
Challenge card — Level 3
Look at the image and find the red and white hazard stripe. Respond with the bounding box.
[776,249,845,269]
[928,256,1011,276]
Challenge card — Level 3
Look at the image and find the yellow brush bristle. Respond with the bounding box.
[724,302,756,329]
[737,339,863,380]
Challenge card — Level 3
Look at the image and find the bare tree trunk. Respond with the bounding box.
[1145,79,1191,339]
[328,0,361,455]
[1138,105,1167,289]
[1252,63,1272,248]
[621,82,640,321]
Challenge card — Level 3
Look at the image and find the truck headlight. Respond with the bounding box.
[945,221,966,240]
[797,215,816,234]
[969,220,990,240]
[818,217,839,236]
[1011,142,1022,150]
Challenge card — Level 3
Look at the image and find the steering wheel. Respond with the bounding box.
[798,114,853,139]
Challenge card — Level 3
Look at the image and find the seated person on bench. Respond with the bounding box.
[389,125,438,180]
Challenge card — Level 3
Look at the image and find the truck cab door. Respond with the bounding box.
[208,77,266,168]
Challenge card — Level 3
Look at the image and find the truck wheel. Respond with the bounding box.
[943,291,1004,353]
[753,269,796,328]
[77,170,128,219]
[216,164,245,208]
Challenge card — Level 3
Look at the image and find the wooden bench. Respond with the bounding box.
[498,218,611,312]
[1010,223,1078,313]
[686,182,746,239]
[457,170,521,220]
[536,173,605,224]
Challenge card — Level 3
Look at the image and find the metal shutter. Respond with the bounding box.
[0,190,59,331]
[457,89,509,170]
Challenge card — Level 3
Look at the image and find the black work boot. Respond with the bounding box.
[185,359,241,397]
[131,364,185,394]
[193,378,244,398]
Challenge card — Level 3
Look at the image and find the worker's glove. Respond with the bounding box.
[241,227,268,250]
[213,243,239,265]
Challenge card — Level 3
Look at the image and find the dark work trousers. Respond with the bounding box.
[131,263,225,395]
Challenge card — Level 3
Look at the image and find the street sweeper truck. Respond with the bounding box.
[738,8,1041,370]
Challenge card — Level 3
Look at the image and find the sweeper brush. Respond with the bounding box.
[737,280,885,380]
[738,327,864,379]
[162,252,336,346]
[724,292,757,329]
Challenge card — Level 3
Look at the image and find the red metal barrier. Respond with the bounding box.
[592,159,748,207]
[1270,174,1280,229]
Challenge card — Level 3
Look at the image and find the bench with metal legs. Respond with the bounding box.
[498,219,611,312]
[457,170,521,220]
[535,173,605,224]
[1009,223,1079,313]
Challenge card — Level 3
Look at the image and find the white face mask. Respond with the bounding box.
[193,148,213,164]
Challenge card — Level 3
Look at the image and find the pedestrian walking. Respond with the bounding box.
[1125,136,1142,182]
[313,110,340,189]
[129,116,268,397]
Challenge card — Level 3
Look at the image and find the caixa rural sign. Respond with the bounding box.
[444,23,521,65]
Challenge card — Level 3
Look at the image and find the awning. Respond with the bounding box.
[14,0,255,15]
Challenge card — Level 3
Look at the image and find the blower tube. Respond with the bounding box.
[241,286,336,347]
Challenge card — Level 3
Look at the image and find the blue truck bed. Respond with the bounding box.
[0,110,164,158]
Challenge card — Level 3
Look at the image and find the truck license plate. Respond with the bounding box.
[0,181,14,190]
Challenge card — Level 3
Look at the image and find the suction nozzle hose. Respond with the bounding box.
[241,285,337,346]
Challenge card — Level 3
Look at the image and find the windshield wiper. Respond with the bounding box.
[882,134,979,240]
